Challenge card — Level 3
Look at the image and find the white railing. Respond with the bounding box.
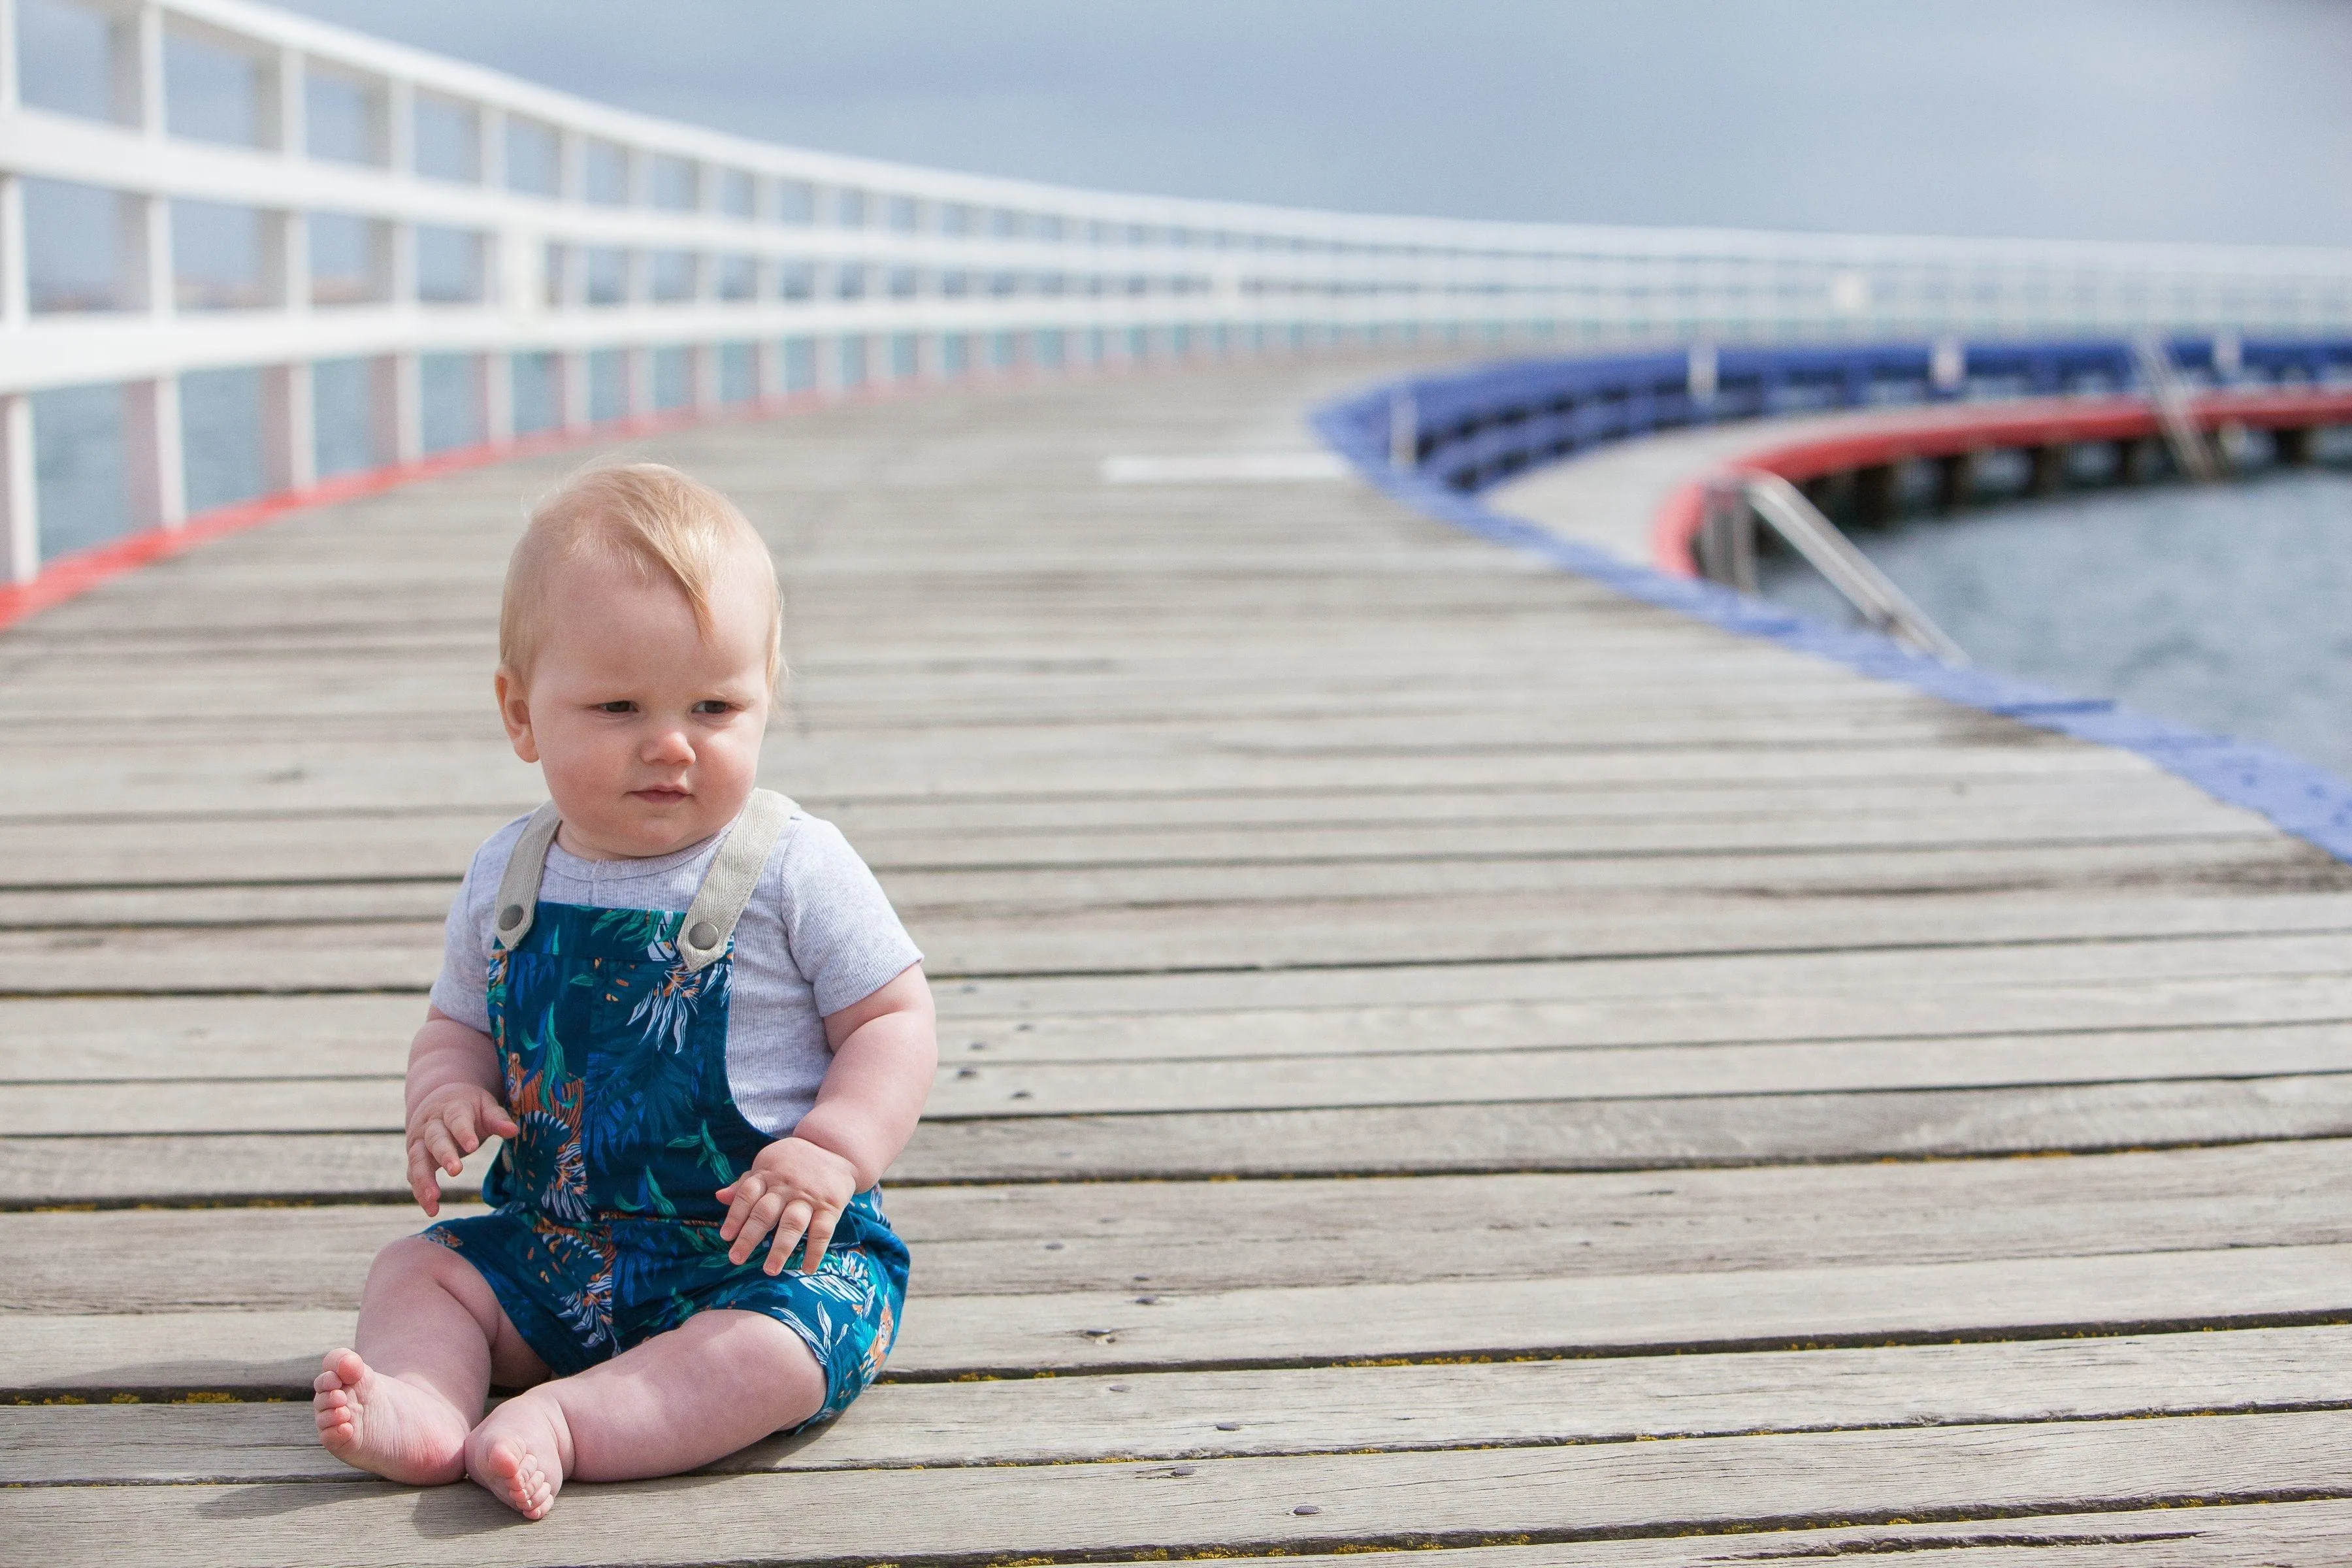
[6,0,2352,583]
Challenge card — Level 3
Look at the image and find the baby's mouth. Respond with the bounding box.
[630,785,692,804]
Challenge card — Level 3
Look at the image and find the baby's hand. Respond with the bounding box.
[405,1083,518,1217]
[717,1137,858,1275]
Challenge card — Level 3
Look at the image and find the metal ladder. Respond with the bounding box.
[2130,336,2223,482]
[1697,473,1969,664]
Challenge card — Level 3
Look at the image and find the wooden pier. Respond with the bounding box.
[8,355,2352,1564]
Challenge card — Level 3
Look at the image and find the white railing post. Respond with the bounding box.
[691,159,717,309]
[377,76,416,494]
[747,177,783,403]
[559,350,591,432]
[109,3,165,131]
[691,344,720,410]
[481,103,529,310]
[478,105,506,189]
[118,189,171,316]
[478,350,513,445]
[262,45,304,154]
[264,208,307,311]
[1,392,34,584]
[101,6,184,534]
[373,214,413,307]
[755,339,785,404]
[123,374,186,531]
[807,182,836,302]
[260,362,315,493]
[619,149,651,419]
[380,76,414,172]
[812,315,839,396]
[686,163,721,413]
[547,129,589,429]
[557,126,585,202]
[623,347,651,421]
[371,353,421,466]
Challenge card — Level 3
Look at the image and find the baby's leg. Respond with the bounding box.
[314,1235,548,1485]
[465,1308,823,1520]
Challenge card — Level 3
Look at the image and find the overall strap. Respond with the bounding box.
[676,788,798,973]
[490,802,564,953]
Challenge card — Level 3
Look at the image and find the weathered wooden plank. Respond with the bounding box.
[0,994,419,1082]
[10,892,2352,994]
[7,1326,2348,1484]
[8,1411,2352,1567]
[13,1075,2352,1203]
[0,1134,491,1206]
[889,1077,2352,1183]
[0,698,2026,758]
[13,973,2351,1085]
[0,741,2166,823]
[10,1140,2351,1310]
[0,668,1938,728]
[0,807,2290,894]
[907,892,2352,979]
[928,931,2352,1017]
[12,1022,2351,1135]
[0,1077,402,1135]
[887,1242,2352,1377]
[2,834,2319,936]
[875,836,2328,909]
[939,976,2352,1062]
[0,768,2222,843]
[918,1023,2352,1118]
[14,1241,2352,1394]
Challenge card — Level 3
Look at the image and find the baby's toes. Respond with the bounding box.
[504,1448,553,1518]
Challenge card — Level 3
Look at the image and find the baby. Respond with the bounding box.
[312,463,936,1519]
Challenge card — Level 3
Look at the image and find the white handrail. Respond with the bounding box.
[5,0,2352,585]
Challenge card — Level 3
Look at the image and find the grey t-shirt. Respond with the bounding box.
[430,804,923,1137]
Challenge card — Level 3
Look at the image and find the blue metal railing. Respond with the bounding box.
[1322,336,2352,495]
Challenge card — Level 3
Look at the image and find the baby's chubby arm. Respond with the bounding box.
[718,962,937,1273]
[403,1006,518,1217]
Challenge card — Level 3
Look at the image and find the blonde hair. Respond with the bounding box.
[500,463,783,689]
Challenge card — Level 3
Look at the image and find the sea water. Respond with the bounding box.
[1758,469,2352,779]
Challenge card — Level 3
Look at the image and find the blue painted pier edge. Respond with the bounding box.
[1312,348,2352,864]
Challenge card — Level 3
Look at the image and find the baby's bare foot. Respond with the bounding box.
[312,1348,468,1485]
[466,1393,570,1521]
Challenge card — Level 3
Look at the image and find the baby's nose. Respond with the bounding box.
[644,727,695,762]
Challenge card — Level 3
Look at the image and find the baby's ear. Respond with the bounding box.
[493,668,540,763]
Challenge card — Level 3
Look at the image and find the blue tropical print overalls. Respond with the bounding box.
[425,792,909,1425]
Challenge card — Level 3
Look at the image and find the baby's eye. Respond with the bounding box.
[595,700,637,714]
[691,700,734,715]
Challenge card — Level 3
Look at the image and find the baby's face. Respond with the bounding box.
[498,551,773,860]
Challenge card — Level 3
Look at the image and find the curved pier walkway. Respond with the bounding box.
[10,355,2352,1564]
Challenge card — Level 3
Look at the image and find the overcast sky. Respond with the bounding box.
[255,0,2352,250]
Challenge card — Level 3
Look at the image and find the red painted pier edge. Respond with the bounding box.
[0,395,817,632]
[1649,388,2352,576]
